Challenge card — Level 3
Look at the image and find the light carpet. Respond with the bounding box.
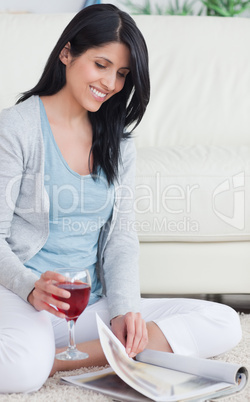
[0,313,249,402]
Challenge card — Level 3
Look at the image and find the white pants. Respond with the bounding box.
[0,284,242,394]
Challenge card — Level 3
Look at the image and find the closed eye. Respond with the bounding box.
[118,70,130,79]
[95,62,106,69]
[95,61,129,78]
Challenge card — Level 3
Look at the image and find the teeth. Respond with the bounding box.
[90,87,106,98]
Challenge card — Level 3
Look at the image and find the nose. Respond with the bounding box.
[101,72,116,91]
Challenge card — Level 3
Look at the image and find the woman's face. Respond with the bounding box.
[60,42,131,113]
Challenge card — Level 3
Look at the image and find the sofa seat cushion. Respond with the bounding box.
[135,145,250,242]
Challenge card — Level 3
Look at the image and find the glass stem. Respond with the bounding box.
[67,320,76,351]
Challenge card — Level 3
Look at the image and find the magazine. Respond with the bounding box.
[61,315,248,401]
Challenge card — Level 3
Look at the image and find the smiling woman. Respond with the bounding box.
[17,4,149,182]
[58,42,131,112]
[0,3,242,395]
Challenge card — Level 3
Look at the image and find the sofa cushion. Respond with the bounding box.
[135,145,250,242]
[133,15,250,148]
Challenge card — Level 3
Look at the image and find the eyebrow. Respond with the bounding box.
[95,56,130,70]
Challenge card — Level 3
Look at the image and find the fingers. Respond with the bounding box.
[111,313,148,358]
[28,271,71,318]
[37,272,70,298]
[125,313,148,358]
[32,286,70,318]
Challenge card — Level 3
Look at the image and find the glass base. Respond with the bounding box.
[56,348,89,361]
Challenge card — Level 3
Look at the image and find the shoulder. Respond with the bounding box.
[0,96,42,161]
[116,137,137,184]
[0,96,40,132]
[0,95,39,125]
[120,136,136,163]
[0,96,41,144]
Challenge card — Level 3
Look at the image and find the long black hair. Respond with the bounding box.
[17,4,150,184]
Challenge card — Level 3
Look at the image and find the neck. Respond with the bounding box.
[40,89,89,128]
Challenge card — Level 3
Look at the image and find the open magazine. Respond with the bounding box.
[61,315,248,401]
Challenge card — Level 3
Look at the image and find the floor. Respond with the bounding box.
[217,294,250,314]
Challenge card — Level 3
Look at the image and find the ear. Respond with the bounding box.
[59,42,72,65]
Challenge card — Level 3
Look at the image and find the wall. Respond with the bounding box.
[0,0,87,13]
[1,0,249,16]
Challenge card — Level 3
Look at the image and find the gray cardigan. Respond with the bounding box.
[0,96,140,319]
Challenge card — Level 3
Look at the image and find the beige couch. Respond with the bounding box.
[0,13,249,296]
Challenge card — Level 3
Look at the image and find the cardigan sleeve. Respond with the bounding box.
[100,138,141,320]
[0,107,39,301]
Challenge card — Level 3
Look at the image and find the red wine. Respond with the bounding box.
[53,281,91,321]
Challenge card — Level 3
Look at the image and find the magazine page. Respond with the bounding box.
[61,316,248,402]
[136,349,248,385]
[95,315,238,402]
[61,366,153,401]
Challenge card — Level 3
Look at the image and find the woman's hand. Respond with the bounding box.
[28,271,70,318]
[110,312,148,358]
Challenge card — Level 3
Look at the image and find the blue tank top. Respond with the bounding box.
[24,99,114,305]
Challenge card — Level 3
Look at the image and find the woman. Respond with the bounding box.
[0,4,241,394]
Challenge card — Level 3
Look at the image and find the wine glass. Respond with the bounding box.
[53,267,91,360]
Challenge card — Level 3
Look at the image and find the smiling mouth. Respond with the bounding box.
[90,86,107,99]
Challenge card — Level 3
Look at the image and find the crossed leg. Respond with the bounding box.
[0,287,242,393]
[50,297,241,375]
